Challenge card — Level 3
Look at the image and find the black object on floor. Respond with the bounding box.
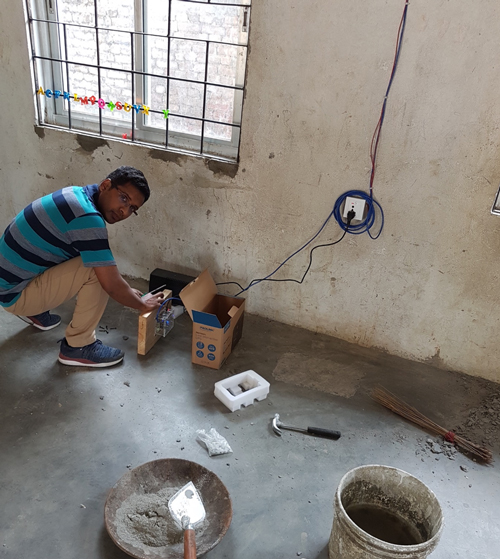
[149,268,197,298]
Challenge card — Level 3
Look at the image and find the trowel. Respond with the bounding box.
[168,481,206,559]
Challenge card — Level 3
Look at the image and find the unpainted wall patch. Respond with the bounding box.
[148,148,186,167]
[424,347,446,369]
[76,135,109,153]
[34,126,45,139]
[206,159,238,178]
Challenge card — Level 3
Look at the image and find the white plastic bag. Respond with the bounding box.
[196,427,233,457]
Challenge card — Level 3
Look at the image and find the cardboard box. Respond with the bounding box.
[180,269,245,370]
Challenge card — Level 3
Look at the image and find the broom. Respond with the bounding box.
[371,387,493,464]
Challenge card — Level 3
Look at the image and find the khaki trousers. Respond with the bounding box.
[4,256,109,347]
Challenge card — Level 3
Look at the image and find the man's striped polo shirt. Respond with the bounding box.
[0,183,115,307]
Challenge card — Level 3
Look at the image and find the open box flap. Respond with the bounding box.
[192,310,222,328]
[227,305,240,318]
[180,269,218,320]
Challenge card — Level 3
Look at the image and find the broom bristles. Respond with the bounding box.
[372,387,493,464]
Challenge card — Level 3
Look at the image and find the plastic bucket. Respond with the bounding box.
[328,465,443,559]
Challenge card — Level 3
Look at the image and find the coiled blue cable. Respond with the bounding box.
[333,190,384,239]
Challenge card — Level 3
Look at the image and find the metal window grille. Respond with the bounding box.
[25,0,251,162]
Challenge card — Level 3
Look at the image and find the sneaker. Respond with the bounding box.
[58,338,124,368]
[18,311,61,331]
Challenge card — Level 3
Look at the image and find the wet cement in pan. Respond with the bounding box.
[115,484,209,549]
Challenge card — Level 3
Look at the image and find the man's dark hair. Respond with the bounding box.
[106,166,150,203]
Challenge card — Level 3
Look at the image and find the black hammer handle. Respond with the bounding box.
[307,426,341,440]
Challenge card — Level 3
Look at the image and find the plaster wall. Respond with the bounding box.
[1,1,500,382]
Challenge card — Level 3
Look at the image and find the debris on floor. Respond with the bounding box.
[373,387,492,463]
[98,325,116,334]
[415,437,458,461]
[453,389,500,448]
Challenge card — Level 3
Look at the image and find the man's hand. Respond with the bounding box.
[140,292,165,314]
[94,265,166,313]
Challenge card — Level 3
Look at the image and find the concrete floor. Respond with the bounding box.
[0,289,499,559]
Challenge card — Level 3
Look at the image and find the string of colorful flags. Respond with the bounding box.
[36,86,170,119]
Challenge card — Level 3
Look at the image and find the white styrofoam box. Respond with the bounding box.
[214,370,270,412]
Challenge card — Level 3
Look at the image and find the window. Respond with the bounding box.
[25,0,251,161]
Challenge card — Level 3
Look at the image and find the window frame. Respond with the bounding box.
[25,0,250,162]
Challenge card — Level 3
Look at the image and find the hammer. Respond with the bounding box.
[272,414,341,440]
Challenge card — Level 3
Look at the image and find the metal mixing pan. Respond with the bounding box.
[104,458,232,559]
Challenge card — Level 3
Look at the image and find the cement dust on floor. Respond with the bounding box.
[0,296,499,559]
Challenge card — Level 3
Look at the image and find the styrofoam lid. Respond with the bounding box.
[179,268,217,320]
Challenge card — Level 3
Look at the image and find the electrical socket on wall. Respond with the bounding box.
[343,196,367,222]
[491,183,500,216]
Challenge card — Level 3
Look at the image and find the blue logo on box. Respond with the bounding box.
[208,353,215,361]
[196,350,204,358]
[208,344,216,352]
[196,342,205,349]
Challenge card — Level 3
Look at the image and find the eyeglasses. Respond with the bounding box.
[116,188,138,216]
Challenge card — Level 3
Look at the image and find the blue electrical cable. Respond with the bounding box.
[333,1,407,240]
[155,296,183,321]
[230,0,408,296]
[235,208,338,296]
[369,0,408,192]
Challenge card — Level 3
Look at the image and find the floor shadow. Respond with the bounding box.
[313,543,330,559]
[98,526,133,559]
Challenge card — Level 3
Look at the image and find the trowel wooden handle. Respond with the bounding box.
[307,426,341,440]
[184,528,197,559]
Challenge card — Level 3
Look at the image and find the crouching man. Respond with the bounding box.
[0,166,164,367]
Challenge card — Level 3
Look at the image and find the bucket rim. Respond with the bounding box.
[335,464,444,551]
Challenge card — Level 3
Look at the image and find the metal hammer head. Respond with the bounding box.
[272,413,282,436]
